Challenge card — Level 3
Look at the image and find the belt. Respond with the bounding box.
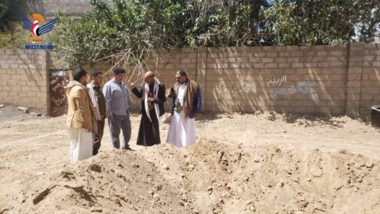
[174,106,183,113]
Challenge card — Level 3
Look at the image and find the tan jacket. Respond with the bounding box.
[65,80,98,134]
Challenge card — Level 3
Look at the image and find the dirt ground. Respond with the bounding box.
[1,105,380,214]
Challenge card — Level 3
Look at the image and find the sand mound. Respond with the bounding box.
[8,140,379,214]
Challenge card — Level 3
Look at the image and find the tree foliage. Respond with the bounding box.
[0,0,12,31]
[0,25,29,49]
[0,0,24,32]
[0,0,33,49]
[262,0,380,45]
[55,0,379,69]
[56,0,269,67]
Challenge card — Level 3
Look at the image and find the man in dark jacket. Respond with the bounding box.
[166,70,202,148]
[131,71,166,146]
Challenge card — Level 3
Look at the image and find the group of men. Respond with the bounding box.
[65,67,202,162]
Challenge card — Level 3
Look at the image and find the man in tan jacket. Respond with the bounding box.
[66,68,97,163]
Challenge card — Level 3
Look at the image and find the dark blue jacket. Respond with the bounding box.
[171,86,202,119]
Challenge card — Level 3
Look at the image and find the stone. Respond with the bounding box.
[17,107,29,113]
[208,187,213,194]
[63,183,84,191]
[311,168,323,177]
[33,185,57,205]
[91,207,103,212]
[153,194,160,200]
[31,112,42,117]
[365,161,374,168]
[89,164,102,172]
[162,164,169,170]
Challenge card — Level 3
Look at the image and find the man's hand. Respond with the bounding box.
[148,97,155,102]
[87,127,93,132]
[130,83,136,89]
[194,113,201,118]
[108,115,114,121]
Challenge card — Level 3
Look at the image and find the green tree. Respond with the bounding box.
[56,0,270,68]
[56,0,379,70]
[261,0,380,45]
[0,0,12,31]
[0,25,29,49]
[56,0,184,67]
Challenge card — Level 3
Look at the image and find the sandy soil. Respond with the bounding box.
[1,105,380,214]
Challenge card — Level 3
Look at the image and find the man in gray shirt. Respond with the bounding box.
[103,67,132,150]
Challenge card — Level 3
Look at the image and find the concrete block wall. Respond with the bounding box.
[203,45,349,116]
[1,42,379,117]
[0,50,48,114]
[141,43,378,117]
[359,43,380,115]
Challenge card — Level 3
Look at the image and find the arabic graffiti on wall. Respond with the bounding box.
[269,85,296,99]
[224,75,319,100]
[50,70,69,117]
[296,81,318,99]
[268,75,319,99]
[267,75,287,87]
[230,82,254,94]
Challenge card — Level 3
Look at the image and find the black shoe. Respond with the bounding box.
[122,147,134,151]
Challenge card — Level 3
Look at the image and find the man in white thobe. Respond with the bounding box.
[166,70,202,147]
[66,68,97,162]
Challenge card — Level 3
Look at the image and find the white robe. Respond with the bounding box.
[68,128,93,162]
[166,84,196,148]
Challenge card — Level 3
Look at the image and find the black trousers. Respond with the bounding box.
[93,118,105,155]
